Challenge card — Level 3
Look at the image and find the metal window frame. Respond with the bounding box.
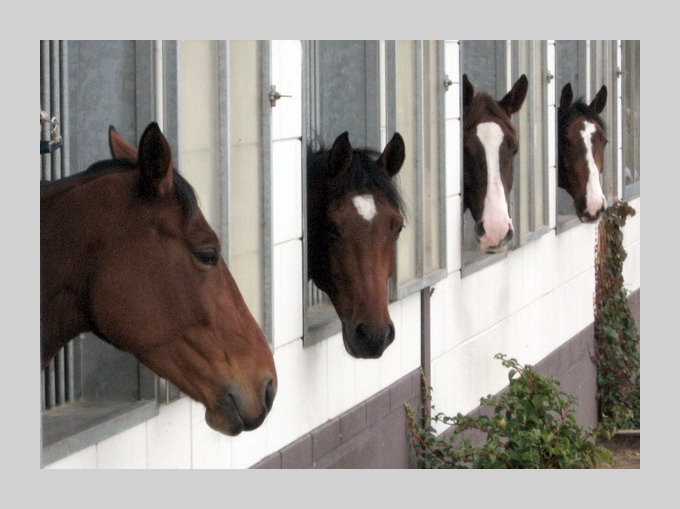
[555,39,590,234]
[391,40,448,301]
[622,40,640,201]
[40,40,191,467]
[302,40,447,345]
[459,40,512,275]
[512,40,551,247]
[261,41,275,345]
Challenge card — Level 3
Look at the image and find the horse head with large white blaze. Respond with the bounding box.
[462,73,528,254]
[558,83,608,223]
[41,122,277,436]
[307,131,406,359]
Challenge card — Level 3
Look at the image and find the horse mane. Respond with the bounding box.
[42,158,199,220]
[464,92,518,138]
[307,145,406,217]
[559,98,607,131]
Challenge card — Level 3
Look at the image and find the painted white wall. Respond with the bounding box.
[45,40,641,469]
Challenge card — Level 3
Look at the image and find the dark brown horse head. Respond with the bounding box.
[40,123,277,436]
[308,132,405,359]
[462,73,528,253]
[558,83,608,222]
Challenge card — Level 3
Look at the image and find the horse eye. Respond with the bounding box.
[512,147,519,156]
[395,224,405,237]
[193,247,219,266]
[327,222,341,239]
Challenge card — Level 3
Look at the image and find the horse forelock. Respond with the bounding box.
[465,92,518,140]
[308,146,406,218]
[559,98,606,133]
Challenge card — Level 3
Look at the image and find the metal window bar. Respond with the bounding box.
[40,40,77,411]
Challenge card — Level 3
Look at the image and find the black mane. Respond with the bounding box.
[307,145,405,217]
[42,157,199,220]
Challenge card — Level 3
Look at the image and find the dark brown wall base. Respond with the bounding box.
[253,370,422,469]
[252,289,640,469]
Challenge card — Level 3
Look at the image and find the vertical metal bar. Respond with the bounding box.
[365,41,381,150]
[527,42,536,233]
[65,341,74,402]
[40,41,51,180]
[510,41,521,247]
[385,41,398,300]
[542,40,550,228]
[415,41,425,279]
[302,40,311,333]
[420,286,431,425]
[218,41,231,262]
[135,40,156,137]
[162,41,179,152]
[55,348,66,405]
[50,40,62,180]
[437,40,447,273]
[261,41,274,345]
[59,41,70,178]
[46,359,56,408]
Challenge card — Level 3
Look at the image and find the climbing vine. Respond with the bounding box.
[405,355,612,468]
[594,200,640,432]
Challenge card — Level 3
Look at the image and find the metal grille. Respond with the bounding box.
[41,40,77,411]
[307,280,331,308]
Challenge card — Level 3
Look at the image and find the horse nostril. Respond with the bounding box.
[504,228,513,243]
[386,323,395,345]
[263,378,275,412]
[474,221,486,238]
[355,323,370,342]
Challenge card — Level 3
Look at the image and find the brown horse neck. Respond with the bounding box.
[40,170,133,367]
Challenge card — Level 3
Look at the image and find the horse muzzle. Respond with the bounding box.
[476,221,514,254]
[205,377,276,436]
[342,321,395,359]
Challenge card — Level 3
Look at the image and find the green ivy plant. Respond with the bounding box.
[594,201,640,433]
[405,354,612,469]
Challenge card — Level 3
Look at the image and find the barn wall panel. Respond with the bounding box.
[96,421,148,469]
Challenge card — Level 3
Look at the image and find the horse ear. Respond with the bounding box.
[138,122,174,196]
[377,132,405,177]
[560,83,574,110]
[590,85,608,114]
[108,125,138,161]
[462,74,474,109]
[499,74,528,115]
[327,131,353,179]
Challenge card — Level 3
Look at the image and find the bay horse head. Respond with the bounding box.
[41,122,277,436]
[308,132,405,359]
[462,73,528,253]
[558,83,608,222]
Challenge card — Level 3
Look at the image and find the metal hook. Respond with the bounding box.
[269,85,292,107]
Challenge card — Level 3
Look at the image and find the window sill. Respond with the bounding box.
[304,302,342,347]
[556,213,583,235]
[41,399,158,467]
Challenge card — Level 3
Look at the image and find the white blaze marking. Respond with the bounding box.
[353,194,377,222]
[476,122,512,250]
[580,121,606,216]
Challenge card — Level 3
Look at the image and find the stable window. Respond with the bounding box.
[302,40,382,343]
[228,40,267,331]
[622,40,640,199]
[555,40,589,227]
[460,40,549,274]
[590,40,620,205]
[302,40,447,344]
[512,40,550,246]
[391,40,447,299]
[40,40,179,466]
